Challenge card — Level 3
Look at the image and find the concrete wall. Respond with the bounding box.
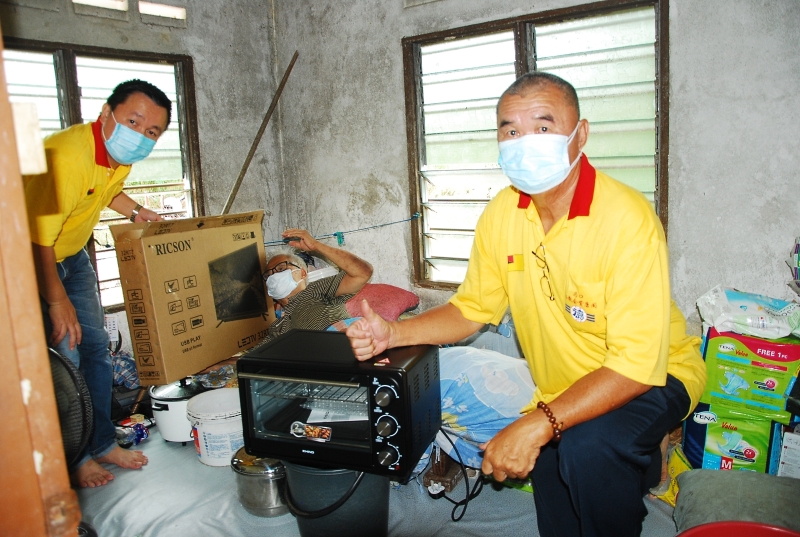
[667,0,800,329]
[4,0,799,335]
[272,0,800,334]
[0,0,285,232]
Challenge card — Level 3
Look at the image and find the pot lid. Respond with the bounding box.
[231,447,285,477]
[149,377,207,401]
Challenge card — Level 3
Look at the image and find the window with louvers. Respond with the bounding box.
[3,46,201,308]
[411,5,658,286]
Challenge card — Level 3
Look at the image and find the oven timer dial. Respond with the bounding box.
[377,444,400,467]
[374,385,397,408]
[375,415,398,437]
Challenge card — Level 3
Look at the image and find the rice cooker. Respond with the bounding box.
[149,377,208,443]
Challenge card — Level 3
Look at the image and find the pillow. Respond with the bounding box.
[674,469,800,532]
[435,346,534,469]
[345,283,419,322]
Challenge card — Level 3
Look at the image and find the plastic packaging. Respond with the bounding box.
[650,444,692,507]
[115,423,150,448]
[696,285,800,339]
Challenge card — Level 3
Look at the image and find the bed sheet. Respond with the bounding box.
[77,427,678,537]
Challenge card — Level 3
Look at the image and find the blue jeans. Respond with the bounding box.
[42,249,116,471]
[531,374,691,537]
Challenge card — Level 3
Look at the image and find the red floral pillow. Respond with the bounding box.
[345,284,420,322]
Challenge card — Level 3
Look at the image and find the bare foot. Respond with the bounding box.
[71,459,114,488]
[96,444,148,469]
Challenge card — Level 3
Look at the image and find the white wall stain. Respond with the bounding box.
[20,378,31,406]
[33,450,43,475]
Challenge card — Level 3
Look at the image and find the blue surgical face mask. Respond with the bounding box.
[266,269,302,300]
[498,122,582,195]
[103,111,157,165]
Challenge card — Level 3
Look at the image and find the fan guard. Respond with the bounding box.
[48,348,94,469]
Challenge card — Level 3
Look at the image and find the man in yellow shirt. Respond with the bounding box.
[347,72,706,537]
[25,79,170,488]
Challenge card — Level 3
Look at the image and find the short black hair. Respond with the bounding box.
[499,71,580,119]
[107,79,172,129]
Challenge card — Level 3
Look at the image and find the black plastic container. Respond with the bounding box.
[283,461,389,537]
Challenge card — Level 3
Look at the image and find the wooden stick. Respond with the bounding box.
[222,50,299,215]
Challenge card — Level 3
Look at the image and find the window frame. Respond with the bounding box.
[402,0,668,290]
[4,37,204,311]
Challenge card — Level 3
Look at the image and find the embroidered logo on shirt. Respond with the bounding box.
[507,254,524,272]
[565,304,595,323]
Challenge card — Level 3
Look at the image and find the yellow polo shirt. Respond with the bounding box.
[450,156,706,416]
[24,120,131,262]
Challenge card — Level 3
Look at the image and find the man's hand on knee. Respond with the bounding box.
[48,298,82,350]
[479,412,550,481]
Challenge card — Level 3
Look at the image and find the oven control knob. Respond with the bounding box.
[376,416,398,437]
[377,445,399,467]
[374,387,394,407]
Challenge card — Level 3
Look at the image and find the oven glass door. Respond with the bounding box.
[246,374,371,450]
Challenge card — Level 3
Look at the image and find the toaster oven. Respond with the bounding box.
[237,329,440,481]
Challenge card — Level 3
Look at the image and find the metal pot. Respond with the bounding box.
[231,447,288,517]
[149,377,207,443]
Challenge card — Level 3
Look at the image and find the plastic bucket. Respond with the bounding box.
[282,462,389,537]
[186,388,244,466]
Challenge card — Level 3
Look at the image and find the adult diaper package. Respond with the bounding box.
[701,327,800,424]
[696,285,800,339]
[683,402,783,474]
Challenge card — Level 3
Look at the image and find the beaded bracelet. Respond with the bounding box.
[537,401,563,442]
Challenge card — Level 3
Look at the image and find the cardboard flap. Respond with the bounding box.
[133,211,264,238]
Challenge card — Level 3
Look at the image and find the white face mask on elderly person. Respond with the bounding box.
[266,269,303,300]
[497,121,581,195]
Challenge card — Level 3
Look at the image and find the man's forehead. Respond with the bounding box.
[498,87,577,123]
[267,255,290,268]
[117,92,169,129]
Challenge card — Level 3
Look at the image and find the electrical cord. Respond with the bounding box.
[433,429,485,522]
[284,470,366,519]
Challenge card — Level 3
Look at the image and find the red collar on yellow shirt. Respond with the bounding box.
[516,154,596,220]
[91,117,112,169]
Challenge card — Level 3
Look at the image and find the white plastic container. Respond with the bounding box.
[186,388,244,466]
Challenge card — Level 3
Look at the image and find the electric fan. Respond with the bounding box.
[48,348,94,469]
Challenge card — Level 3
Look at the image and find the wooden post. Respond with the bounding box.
[0,30,81,537]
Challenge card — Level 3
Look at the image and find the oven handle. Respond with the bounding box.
[237,372,360,389]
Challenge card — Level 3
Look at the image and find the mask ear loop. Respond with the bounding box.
[565,120,584,171]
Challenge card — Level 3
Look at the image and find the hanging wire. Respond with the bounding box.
[264,212,421,247]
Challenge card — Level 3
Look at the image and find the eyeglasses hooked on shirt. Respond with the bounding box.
[532,243,555,301]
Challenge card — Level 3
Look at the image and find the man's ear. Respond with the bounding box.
[100,103,112,123]
[577,118,590,152]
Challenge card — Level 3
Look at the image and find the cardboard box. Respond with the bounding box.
[701,327,800,424]
[683,402,783,474]
[111,211,275,386]
[777,430,800,479]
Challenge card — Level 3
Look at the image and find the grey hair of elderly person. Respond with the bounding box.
[266,247,307,270]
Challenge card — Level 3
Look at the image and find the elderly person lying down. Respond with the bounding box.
[261,228,372,344]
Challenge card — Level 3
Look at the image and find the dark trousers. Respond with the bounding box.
[532,374,690,537]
